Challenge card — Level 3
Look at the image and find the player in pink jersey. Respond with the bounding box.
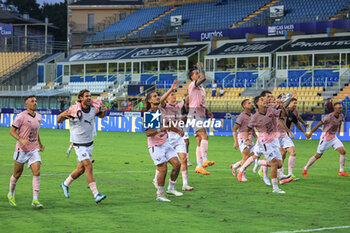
[157,80,194,191]
[303,102,349,177]
[58,90,108,204]
[8,95,45,208]
[278,97,308,183]
[144,91,183,202]
[187,62,215,175]
[240,95,291,193]
[230,99,257,182]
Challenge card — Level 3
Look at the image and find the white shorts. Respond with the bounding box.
[254,139,282,162]
[317,137,344,154]
[13,148,41,168]
[278,136,294,149]
[74,144,93,162]
[189,116,206,134]
[239,140,255,154]
[168,133,187,154]
[148,139,178,165]
[183,125,189,140]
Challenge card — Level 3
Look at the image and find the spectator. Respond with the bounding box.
[126,98,132,111]
[219,87,225,97]
[64,97,71,108]
[212,80,217,97]
[325,98,334,114]
[121,98,128,111]
[57,96,64,112]
[111,101,118,110]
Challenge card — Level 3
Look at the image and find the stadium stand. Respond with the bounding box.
[85,6,174,42]
[0,52,41,78]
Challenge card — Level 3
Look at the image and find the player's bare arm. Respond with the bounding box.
[307,121,323,139]
[10,126,28,146]
[160,80,178,108]
[232,123,240,149]
[57,109,70,123]
[38,135,45,152]
[195,62,206,87]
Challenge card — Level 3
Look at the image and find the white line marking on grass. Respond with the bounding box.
[272,225,350,233]
[0,167,349,177]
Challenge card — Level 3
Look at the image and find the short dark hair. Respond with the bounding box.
[290,98,297,102]
[25,95,36,102]
[260,90,272,97]
[187,68,196,81]
[77,89,90,102]
[334,102,342,107]
[253,95,261,108]
[241,99,250,107]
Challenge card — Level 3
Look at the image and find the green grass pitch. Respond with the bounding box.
[0,127,350,233]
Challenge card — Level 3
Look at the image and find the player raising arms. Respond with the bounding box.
[145,91,183,202]
[187,62,215,175]
[58,89,107,204]
[243,95,291,193]
[8,95,45,208]
[303,102,349,177]
[159,80,194,191]
[230,99,256,182]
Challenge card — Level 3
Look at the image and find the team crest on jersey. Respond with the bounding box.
[143,111,161,129]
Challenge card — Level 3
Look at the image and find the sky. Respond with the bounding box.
[36,0,65,5]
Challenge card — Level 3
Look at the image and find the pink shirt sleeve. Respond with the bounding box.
[236,114,243,126]
[176,100,185,109]
[12,113,23,129]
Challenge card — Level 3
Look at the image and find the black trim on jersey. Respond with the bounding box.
[73,141,93,147]
[12,125,18,129]
[27,112,36,118]
[82,106,91,113]
[263,144,267,151]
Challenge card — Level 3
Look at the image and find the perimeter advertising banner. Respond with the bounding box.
[189,19,350,41]
[1,113,349,141]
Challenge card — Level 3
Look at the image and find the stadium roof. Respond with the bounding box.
[120,44,208,61]
[70,0,144,6]
[207,40,289,58]
[279,37,350,53]
[60,44,208,63]
[60,48,134,63]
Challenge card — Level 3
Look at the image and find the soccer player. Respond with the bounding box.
[230,99,256,182]
[158,80,194,191]
[187,62,215,175]
[145,91,183,202]
[58,89,107,204]
[303,102,349,177]
[241,95,289,193]
[8,95,45,208]
[182,96,192,166]
[279,98,308,181]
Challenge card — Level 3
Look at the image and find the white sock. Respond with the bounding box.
[33,195,38,201]
[304,166,308,170]
[279,170,285,177]
[272,184,278,189]
[239,167,244,172]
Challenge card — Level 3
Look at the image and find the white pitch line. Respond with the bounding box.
[272,225,350,233]
[1,166,349,177]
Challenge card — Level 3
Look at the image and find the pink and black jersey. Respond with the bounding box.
[12,110,41,151]
[161,100,184,134]
[248,107,281,144]
[320,112,344,141]
[147,109,168,148]
[188,81,206,118]
[235,112,253,141]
